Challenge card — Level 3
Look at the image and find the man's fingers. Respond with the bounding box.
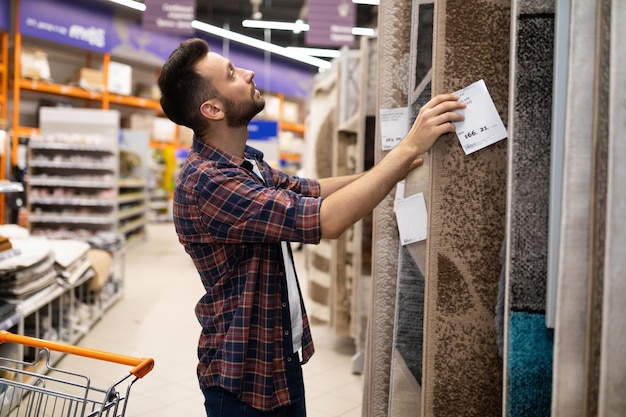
[432,110,464,126]
[419,97,466,122]
[423,93,461,109]
[432,98,466,115]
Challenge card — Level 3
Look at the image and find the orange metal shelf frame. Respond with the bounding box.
[3,0,305,224]
[0,32,9,221]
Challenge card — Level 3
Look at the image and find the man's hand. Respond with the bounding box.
[401,94,466,160]
[319,93,466,239]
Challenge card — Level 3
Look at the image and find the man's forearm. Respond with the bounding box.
[319,143,417,239]
[316,93,466,240]
[318,173,367,198]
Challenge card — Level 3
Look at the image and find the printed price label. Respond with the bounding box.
[394,192,428,245]
[453,79,507,154]
[380,107,409,151]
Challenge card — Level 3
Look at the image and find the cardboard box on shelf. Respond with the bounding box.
[108,61,132,95]
[152,117,177,142]
[20,48,51,81]
[135,83,161,100]
[71,67,105,92]
[122,113,155,131]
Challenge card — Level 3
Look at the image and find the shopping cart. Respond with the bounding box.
[0,330,154,417]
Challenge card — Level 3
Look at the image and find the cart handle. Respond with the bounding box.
[0,330,154,378]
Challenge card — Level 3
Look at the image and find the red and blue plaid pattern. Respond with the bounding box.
[173,139,322,411]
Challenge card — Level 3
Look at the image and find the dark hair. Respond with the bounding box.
[158,38,218,137]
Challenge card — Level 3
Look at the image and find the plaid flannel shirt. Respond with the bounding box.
[173,138,322,411]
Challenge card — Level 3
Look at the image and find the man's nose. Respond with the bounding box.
[243,69,255,82]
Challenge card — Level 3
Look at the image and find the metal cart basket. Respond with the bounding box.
[0,330,154,417]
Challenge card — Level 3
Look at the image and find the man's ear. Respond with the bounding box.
[200,100,224,121]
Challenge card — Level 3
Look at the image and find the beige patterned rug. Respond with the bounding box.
[388,1,434,416]
[423,0,510,415]
[361,1,412,416]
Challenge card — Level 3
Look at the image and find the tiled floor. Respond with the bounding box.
[58,223,363,417]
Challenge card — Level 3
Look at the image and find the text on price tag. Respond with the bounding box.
[453,79,507,154]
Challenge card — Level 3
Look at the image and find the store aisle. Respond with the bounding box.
[58,223,363,417]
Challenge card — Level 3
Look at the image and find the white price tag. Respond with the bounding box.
[453,79,507,154]
[394,192,428,246]
[380,107,409,151]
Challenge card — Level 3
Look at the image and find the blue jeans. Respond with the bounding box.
[202,354,306,417]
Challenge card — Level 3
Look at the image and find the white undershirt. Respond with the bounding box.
[247,158,303,352]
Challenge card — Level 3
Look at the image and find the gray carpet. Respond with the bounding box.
[389,245,425,416]
[504,3,555,415]
[394,245,425,383]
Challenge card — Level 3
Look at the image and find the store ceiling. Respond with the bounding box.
[112,0,378,50]
[196,0,310,48]
[198,1,378,49]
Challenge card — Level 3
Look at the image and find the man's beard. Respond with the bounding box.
[222,94,265,128]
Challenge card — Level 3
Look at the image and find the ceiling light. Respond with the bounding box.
[242,19,310,33]
[191,20,332,70]
[108,0,146,11]
[352,0,380,4]
[352,27,377,37]
[286,47,341,58]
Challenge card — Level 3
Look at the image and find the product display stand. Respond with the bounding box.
[27,108,120,241]
[330,49,362,338]
[0,234,118,378]
[26,107,124,309]
[118,129,150,247]
[147,148,171,223]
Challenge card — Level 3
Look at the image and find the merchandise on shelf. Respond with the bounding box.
[0,228,124,368]
[27,108,120,243]
[118,129,150,237]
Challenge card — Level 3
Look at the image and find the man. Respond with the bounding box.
[158,37,465,417]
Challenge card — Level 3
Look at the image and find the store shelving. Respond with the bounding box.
[6,30,173,226]
[1,31,10,223]
[26,108,119,240]
[148,187,170,222]
[0,31,8,121]
[1,2,173,384]
[118,129,150,243]
[9,31,163,169]
[117,177,147,246]
[0,236,123,377]
[146,145,174,223]
[16,107,126,374]
[254,92,307,173]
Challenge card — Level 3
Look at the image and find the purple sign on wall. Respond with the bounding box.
[109,14,187,67]
[0,0,9,32]
[20,0,114,53]
[306,0,356,47]
[143,0,195,36]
